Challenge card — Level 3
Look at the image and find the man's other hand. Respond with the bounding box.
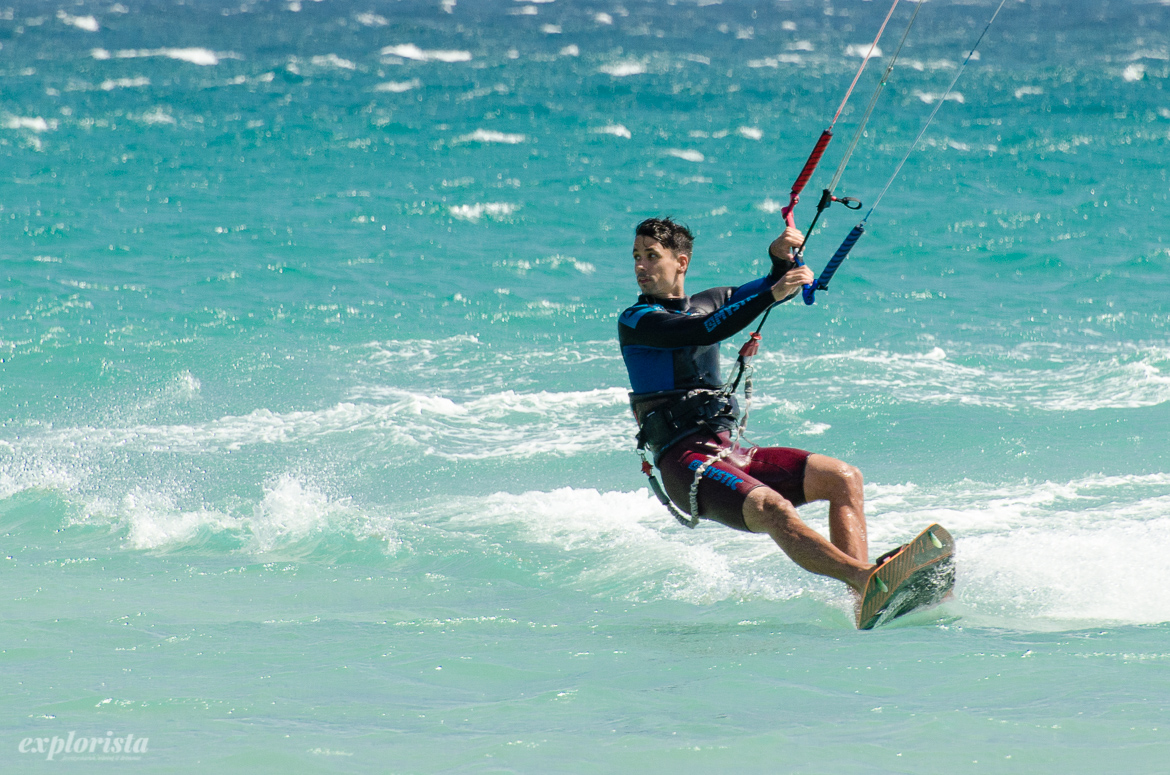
[771,265,814,301]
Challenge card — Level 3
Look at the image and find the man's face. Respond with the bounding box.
[633,235,688,298]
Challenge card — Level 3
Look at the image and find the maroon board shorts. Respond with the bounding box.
[656,430,811,532]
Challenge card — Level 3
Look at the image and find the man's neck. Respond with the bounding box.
[645,286,686,302]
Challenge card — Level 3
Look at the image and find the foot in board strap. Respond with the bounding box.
[857,524,955,630]
[873,543,907,567]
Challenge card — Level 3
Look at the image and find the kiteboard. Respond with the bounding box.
[857,524,955,630]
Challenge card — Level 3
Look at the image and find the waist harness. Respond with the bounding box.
[635,390,739,464]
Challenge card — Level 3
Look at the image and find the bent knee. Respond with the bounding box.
[838,462,863,490]
[806,455,864,501]
[743,487,797,533]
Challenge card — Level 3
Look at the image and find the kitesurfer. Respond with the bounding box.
[619,217,878,591]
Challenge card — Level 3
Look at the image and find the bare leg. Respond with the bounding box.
[801,453,869,564]
[742,487,873,592]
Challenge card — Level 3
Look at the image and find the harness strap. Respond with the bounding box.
[688,443,735,524]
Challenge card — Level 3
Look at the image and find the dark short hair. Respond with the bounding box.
[635,217,694,255]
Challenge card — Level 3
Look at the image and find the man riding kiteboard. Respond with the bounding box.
[619,216,878,593]
[613,0,1004,621]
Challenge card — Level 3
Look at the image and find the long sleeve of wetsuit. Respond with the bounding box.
[619,282,775,348]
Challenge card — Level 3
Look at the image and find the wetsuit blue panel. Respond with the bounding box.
[618,303,665,329]
[728,275,772,304]
[621,345,680,395]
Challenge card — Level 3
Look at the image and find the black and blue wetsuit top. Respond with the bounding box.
[618,265,790,407]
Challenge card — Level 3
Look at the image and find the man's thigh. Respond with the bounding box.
[657,434,810,531]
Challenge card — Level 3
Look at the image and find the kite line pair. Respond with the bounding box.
[785,0,1012,304]
[721,0,1010,445]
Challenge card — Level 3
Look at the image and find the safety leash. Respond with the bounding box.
[639,450,697,528]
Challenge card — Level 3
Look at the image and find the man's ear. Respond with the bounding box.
[677,253,690,275]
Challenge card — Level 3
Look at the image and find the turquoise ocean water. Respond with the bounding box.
[3,0,1169,770]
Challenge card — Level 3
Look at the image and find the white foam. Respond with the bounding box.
[4,116,56,132]
[960,520,1170,626]
[375,79,421,93]
[442,487,820,605]
[139,108,176,125]
[449,202,519,221]
[600,60,646,77]
[844,44,882,58]
[913,90,965,104]
[0,456,79,501]
[249,475,344,552]
[353,386,631,459]
[101,77,151,91]
[18,383,630,464]
[113,48,226,66]
[666,149,705,163]
[459,473,1166,625]
[87,474,364,553]
[494,254,595,274]
[130,371,201,415]
[1129,47,1169,61]
[1014,85,1043,99]
[867,473,1170,627]
[355,12,388,26]
[756,343,1170,412]
[381,44,471,63]
[311,54,356,70]
[57,11,99,32]
[456,129,526,144]
[737,126,763,140]
[592,124,631,139]
[359,338,621,385]
[1123,63,1145,82]
[114,488,237,550]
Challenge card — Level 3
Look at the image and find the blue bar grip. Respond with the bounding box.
[803,223,866,305]
[793,252,812,299]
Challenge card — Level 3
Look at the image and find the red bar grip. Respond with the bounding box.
[789,129,833,197]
